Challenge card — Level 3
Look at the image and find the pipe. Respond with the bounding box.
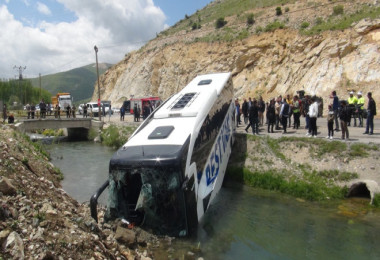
[90,180,109,223]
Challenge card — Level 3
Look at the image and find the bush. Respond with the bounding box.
[192,22,201,30]
[301,22,310,29]
[264,20,285,32]
[246,13,255,25]
[276,7,282,16]
[215,17,227,28]
[285,7,290,13]
[333,5,344,15]
[315,17,323,25]
[255,26,263,33]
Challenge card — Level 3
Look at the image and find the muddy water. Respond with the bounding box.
[47,142,380,259]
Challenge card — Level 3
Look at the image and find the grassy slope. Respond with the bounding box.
[29,63,112,102]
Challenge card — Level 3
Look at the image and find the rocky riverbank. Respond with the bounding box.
[0,125,183,260]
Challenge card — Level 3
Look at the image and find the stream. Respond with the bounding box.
[47,141,380,259]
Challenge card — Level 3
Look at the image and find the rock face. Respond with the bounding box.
[94,19,380,113]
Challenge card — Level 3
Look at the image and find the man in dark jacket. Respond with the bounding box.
[364,92,376,135]
[339,100,350,140]
[242,99,249,124]
[249,100,259,135]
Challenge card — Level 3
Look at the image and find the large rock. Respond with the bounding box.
[0,177,17,196]
[114,226,136,246]
[3,231,24,260]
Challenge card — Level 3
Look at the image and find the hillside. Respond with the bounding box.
[92,0,380,111]
[30,63,112,103]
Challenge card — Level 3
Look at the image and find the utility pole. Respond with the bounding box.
[13,66,26,105]
[94,45,101,121]
[39,73,42,101]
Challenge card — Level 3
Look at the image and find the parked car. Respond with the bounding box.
[111,107,120,114]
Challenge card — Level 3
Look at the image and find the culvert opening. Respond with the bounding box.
[347,182,371,199]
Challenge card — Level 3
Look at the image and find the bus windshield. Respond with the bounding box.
[107,165,187,236]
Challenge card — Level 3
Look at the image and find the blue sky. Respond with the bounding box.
[0,0,212,78]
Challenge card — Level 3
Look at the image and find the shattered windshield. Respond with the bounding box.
[107,166,187,236]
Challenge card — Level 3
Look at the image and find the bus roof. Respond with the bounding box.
[125,72,231,147]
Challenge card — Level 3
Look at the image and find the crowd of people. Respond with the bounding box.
[235,91,377,140]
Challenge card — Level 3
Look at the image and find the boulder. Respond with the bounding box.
[0,177,17,196]
[114,226,136,246]
[3,231,24,259]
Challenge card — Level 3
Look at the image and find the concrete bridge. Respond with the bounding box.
[16,118,104,140]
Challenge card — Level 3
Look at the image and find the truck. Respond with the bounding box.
[123,96,161,114]
[51,93,73,109]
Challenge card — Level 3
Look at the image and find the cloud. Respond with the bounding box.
[0,0,166,79]
[36,2,51,16]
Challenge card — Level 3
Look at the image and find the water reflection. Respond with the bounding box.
[47,141,115,205]
[195,184,380,259]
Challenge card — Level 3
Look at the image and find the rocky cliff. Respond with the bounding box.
[93,2,380,113]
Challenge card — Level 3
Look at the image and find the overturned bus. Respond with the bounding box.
[91,72,236,236]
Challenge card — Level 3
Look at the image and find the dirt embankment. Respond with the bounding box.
[0,125,171,260]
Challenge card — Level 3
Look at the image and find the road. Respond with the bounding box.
[96,112,380,144]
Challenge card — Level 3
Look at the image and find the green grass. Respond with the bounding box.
[315,169,358,182]
[226,166,348,201]
[100,125,137,148]
[373,194,380,208]
[162,0,295,36]
[349,143,379,157]
[303,6,380,35]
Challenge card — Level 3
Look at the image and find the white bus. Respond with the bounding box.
[91,72,236,236]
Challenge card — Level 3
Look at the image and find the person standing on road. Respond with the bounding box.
[330,91,340,131]
[258,96,265,126]
[326,105,334,140]
[356,91,365,127]
[339,100,350,140]
[292,95,301,129]
[242,98,249,125]
[120,106,125,121]
[266,99,276,133]
[83,104,87,118]
[308,97,319,138]
[72,104,76,118]
[235,99,241,127]
[249,100,259,135]
[347,91,358,126]
[364,92,376,135]
[26,103,31,119]
[31,104,36,119]
[280,99,290,134]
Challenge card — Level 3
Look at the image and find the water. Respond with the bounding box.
[47,141,115,205]
[47,141,380,259]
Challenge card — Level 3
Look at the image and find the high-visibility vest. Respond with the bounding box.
[357,96,365,109]
[348,96,357,105]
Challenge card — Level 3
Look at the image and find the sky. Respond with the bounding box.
[0,0,212,79]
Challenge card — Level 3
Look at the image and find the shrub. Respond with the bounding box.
[264,20,285,32]
[256,26,263,33]
[276,7,282,16]
[315,17,324,25]
[333,5,344,16]
[301,21,310,29]
[215,17,227,28]
[285,7,290,13]
[247,13,255,25]
[192,22,201,30]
